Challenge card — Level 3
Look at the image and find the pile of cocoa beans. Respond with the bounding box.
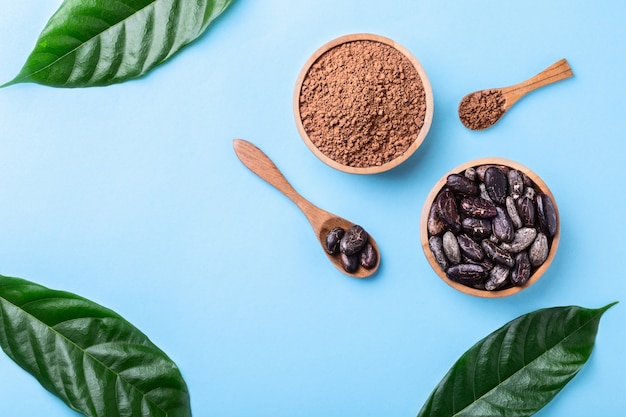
[427,164,557,291]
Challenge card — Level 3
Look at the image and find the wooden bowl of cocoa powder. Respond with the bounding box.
[294,34,434,174]
[420,158,560,298]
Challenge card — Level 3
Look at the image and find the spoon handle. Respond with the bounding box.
[502,58,573,107]
[233,139,317,214]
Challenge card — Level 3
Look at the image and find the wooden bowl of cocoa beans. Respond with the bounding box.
[420,158,560,298]
[293,33,434,174]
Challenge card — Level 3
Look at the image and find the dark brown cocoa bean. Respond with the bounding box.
[492,207,515,243]
[462,217,492,239]
[462,254,494,271]
[516,196,536,227]
[500,227,537,253]
[536,193,558,237]
[442,231,462,265]
[446,173,479,196]
[460,196,497,218]
[506,196,523,229]
[341,252,360,273]
[484,166,508,204]
[457,234,484,262]
[429,236,449,270]
[359,242,378,269]
[464,167,477,181]
[507,169,524,199]
[325,227,345,255]
[529,233,549,267]
[427,204,446,236]
[476,164,510,181]
[511,251,531,286]
[481,239,515,268]
[340,225,368,256]
[435,189,461,233]
[484,265,510,291]
[446,263,489,285]
[479,183,493,202]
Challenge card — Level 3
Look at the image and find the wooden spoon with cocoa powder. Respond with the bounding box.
[459,58,573,130]
[233,139,380,278]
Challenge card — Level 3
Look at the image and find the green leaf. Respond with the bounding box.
[0,275,191,417]
[3,0,234,87]
[417,303,617,417]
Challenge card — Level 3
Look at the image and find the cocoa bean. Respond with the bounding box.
[442,231,462,265]
[524,186,536,200]
[484,166,508,204]
[485,265,510,291]
[476,164,510,181]
[340,225,368,256]
[325,227,345,255]
[341,252,360,273]
[464,167,477,181]
[427,204,446,236]
[521,171,533,187]
[537,193,558,237]
[462,255,494,271]
[460,196,497,218]
[499,227,537,253]
[457,233,484,262]
[506,196,523,229]
[511,251,531,286]
[516,196,536,227]
[435,189,461,233]
[481,239,515,268]
[429,236,449,270]
[479,183,493,202]
[492,207,515,243]
[461,217,492,239]
[446,173,479,196]
[529,233,549,267]
[507,169,525,199]
[359,242,378,269]
[446,264,488,285]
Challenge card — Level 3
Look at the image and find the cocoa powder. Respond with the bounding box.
[458,89,506,130]
[298,40,427,168]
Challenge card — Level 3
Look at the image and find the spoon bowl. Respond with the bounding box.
[233,139,380,278]
[459,58,573,130]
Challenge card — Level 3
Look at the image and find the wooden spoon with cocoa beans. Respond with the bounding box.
[459,58,573,130]
[233,139,380,278]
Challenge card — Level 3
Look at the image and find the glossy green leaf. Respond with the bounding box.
[3,0,233,87]
[0,275,190,417]
[417,303,616,417]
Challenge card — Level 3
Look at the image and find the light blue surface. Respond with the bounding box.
[0,1,624,416]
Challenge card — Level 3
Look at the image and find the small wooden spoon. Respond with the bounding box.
[233,139,380,278]
[459,58,573,130]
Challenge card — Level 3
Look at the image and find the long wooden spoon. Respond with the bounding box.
[459,58,573,130]
[233,139,380,278]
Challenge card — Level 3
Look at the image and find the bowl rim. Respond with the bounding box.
[420,157,560,298]
[293,33,434,175]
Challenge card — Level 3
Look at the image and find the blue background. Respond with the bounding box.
[0,1,624,416]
